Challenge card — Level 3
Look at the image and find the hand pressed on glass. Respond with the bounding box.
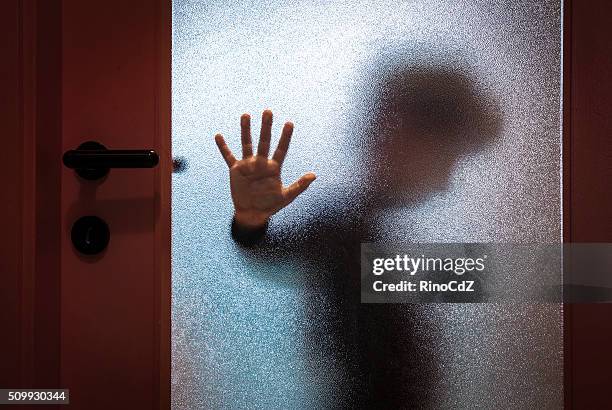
[215,110,316,230]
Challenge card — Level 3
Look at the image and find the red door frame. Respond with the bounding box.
[1,0,610,408]
[563,0,612,408]
[0,0,61,392]
[0,0,38,391]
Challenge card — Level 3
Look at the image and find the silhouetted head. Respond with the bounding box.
[359,62,502,206]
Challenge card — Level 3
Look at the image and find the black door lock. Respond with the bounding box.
[71,216,110,255]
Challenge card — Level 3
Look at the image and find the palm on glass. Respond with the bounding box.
[215,110,316,229]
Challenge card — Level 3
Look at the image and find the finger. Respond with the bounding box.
[282,172,316,206]
[240,113,253,158]
[215,133,237,167]
[257,109,273,157]
[272,121,293,166]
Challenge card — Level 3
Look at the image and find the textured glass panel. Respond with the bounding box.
[172,1,562,408]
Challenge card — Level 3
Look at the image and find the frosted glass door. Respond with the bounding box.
[172,1,562,408]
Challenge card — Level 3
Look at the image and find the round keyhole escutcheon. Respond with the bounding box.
[71,216,110,255]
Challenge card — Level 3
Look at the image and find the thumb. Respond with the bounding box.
[282,172,316,206]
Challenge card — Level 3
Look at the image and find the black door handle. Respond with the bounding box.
[63,141,159,180]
